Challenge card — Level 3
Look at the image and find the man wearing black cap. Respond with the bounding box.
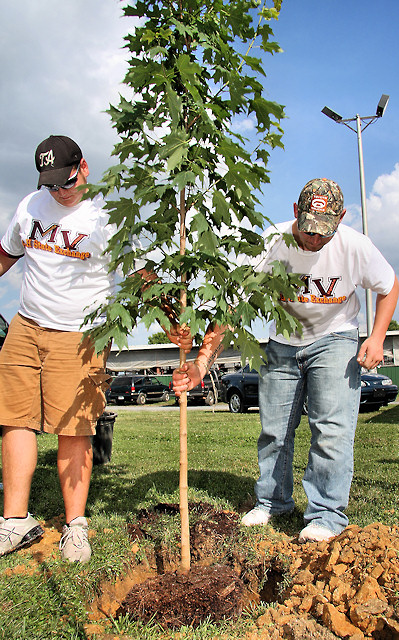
[0,135,190,562]
[173,178,398,542]
[35,134,85,207]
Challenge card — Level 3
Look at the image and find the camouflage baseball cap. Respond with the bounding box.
[297,178,344,236]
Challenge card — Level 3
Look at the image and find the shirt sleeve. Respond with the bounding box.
[356,239,395,295]
[0,211,25,258]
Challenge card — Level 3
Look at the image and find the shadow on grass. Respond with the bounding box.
[12,447,258,522]
[365,403,399,424]
[351,475,398,490]
[88,465,307,536]
[88,466,257,514]
[0,449,322,538]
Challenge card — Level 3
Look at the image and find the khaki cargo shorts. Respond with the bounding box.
[0,314,112,436]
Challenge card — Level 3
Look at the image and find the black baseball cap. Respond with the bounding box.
[35,135,83,189]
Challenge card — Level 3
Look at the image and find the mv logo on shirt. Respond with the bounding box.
[280,275,347,305]
[300,275,342,297]
[298,275,347,304]
[23,220,91,261]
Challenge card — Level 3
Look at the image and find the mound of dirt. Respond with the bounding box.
[255,522,399,639]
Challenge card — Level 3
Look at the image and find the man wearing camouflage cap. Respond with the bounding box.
[241,177,399,540]
[173,177,398,542]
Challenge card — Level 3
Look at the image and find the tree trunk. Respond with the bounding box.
[179,188,190,572]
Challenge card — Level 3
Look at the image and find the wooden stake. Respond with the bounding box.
[179,188,190,572]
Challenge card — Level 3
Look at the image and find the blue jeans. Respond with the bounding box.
[256,330,361,533]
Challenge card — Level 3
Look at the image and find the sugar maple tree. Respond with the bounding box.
[86,0,301,571]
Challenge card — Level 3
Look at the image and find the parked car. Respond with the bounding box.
[220,365,398,414]
[220,365,259,413]
[106,374,171,405]
[0,314,8,349]
[359,370,398,412]
[173,369,221,405]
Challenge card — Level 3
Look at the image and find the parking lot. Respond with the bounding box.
[108,399,398,413]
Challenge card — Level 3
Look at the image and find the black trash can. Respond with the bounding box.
[91,411,117,465]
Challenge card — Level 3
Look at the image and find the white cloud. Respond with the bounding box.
[344,163,399,327]
[231,117,256,133]
[0,0,138,207]
[0,0,137,322]
[364,164,399,275]
[344,164,399,275]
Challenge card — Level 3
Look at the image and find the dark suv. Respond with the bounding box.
[106,375,171,405]
[220,365,398,414]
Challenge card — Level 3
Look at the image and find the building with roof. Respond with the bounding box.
[106,331,399,384]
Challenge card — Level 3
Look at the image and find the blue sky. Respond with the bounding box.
[1,0,398,343]
[258,1,399,230]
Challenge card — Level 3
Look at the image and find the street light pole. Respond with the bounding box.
[355,114,373,334]
[321,94,389,337]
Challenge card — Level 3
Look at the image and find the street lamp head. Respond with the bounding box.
[321,106,342,122]
[376,94,389,117]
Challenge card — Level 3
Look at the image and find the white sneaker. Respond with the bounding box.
[298,523,336,543]
[241,507,271,526]
[0,514,44,556]
[59,516,91,563]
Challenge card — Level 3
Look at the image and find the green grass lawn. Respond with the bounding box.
[0,403,398,639]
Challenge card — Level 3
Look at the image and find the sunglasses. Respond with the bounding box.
[42,166,80,192]
[303,229,336,239]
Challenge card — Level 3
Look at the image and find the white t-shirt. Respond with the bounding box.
[254,221,395,346]
[1,190,143,331]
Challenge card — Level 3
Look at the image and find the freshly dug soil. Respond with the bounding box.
[119,563,244,627]
[14,506,399,639]
[117,503,399,638]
